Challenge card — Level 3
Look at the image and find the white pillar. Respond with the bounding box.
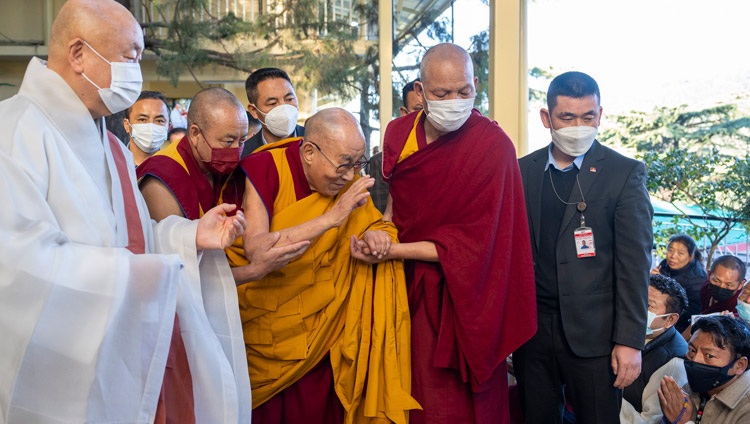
[378,0,393,147]
[489,0,528,156]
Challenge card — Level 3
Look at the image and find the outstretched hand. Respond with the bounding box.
[246,232,310,278]
[196,204,246,250]
[326,177,374,228]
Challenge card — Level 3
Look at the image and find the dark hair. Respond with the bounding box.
[245,68,293,105]
[668,233,702,262]
[126,91,169,120]
[710,255,747,280]
[546,71,600,112]
[402,78,420,109]
[649,274,688,315]
[692,315,750,359]
[168,127,186,139]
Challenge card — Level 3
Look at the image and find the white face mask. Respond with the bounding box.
[646,310,671,336]
[257,104,299,138]
[424,97,474,133]
[129,122,168,154]
[81,40,143,115]
[548,113,597,157]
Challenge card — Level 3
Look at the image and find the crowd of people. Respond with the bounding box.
[2,1,750,423]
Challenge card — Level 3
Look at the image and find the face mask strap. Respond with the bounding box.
[81,72,103,90]
[81,40,112,65]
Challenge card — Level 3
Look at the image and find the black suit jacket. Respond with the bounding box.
[241,124,305,158]
[519,140,653,357]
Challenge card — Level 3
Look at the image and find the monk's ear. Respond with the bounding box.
[68,39,86,74]
[300,141,315,164]
[188,124,202,147]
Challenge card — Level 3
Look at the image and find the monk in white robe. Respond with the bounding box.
[0,1,251,422]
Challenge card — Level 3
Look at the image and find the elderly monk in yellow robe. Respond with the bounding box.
[238,107,419,423]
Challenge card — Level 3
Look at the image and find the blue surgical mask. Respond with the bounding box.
[737,300,750,323]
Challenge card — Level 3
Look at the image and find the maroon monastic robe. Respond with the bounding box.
[383,110,537,423]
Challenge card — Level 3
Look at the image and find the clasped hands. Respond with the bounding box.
[350,230,393,264]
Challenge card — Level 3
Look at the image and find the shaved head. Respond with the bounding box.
[305,108,365,151]
[49,0,142,64]
[186,88,248,172]
[46,0,144,118]
[420,43,474,85]
[188,88,247,133]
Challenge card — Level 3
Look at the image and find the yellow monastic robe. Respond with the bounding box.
[236,138,420,423]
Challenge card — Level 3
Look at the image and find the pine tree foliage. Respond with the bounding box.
[136,0,364,99]
[601,104,750,266]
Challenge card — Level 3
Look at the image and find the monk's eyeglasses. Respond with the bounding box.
[308,141,369,175]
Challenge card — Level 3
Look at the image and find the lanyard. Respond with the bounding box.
[695,394,709,424]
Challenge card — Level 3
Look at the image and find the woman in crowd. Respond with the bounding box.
[651,234,706,332]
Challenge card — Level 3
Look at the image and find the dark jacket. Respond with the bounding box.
[519,141,653,357]
[241,124,304,158]
[623,326,688,412]
[659,258,707,332]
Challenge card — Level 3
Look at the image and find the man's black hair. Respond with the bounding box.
[692,315,750,359]
[245,68,293,105]
[649,274,688,315]
[710,255,747,280]
[126,91,169,120]
[546,71,600,112]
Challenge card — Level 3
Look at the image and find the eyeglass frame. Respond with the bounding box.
[308,141,370,175]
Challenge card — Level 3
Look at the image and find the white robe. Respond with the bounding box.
[0,58,251,423]
[620,357,689,424]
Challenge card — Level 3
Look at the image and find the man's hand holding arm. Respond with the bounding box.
[240,176,373,280]
[232,232,309,284]
[351,237,439,264]
[243,176,374,251]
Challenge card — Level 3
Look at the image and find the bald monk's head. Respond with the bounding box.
[300,108,367,197]
[187,88,249,175]
[415,43,477,134]
[48,0,144,119]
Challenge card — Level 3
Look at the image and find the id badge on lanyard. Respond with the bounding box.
[574,206,595,258]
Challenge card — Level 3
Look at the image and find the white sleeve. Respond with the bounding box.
[153,216,252,423]
[636,357,689,424]
[0,151,182,423]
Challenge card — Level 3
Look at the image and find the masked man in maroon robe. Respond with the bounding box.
[351,43,537,423]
